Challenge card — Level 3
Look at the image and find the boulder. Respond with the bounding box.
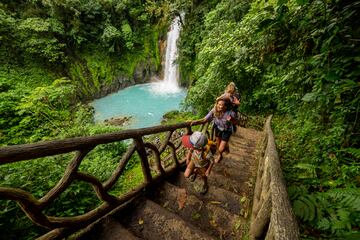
[104,116,133,127]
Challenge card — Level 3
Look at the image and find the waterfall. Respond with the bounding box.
[151,16,182,94]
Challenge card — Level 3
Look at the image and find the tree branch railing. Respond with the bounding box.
[0,120,210,240]
[249,115,299,240]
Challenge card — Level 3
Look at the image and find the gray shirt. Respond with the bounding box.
[205,109,235,131]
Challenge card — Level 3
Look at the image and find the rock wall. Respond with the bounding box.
[89,38,166,101]
[91,60,158,100]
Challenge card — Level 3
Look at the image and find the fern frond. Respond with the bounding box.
[287,185,307,200]
[317,217,331,230]
[343,148,360,159]
[293,189,360,235]
[294,194,317,221]
[293,163,317,178]
[326,188,360,210]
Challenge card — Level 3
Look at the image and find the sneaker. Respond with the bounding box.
[200,185,208,195]
[215,155,223,163]
[189,173,197,182]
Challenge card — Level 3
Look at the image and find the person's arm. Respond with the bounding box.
[226,110,237,125]
[204,109,214,122]
[232,95,240,106]
[186,149,193,165]
[187,109,213,126]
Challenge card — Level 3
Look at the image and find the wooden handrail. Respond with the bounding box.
[250,115,299,240]
[0,120,205,164]
[0,119,209,239]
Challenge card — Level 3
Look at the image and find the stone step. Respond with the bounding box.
[233,127,264,140]
[116,198,216,240]
[152,181,245,240]
[228,142,257,156]
[76,217,140,240]
[211,157,253,183]
[208,171,249,195]
[170,172,244,216]
[97,217,140,240]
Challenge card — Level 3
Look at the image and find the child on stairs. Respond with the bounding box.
[182,131,215,195]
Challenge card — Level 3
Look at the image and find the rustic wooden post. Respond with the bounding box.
[133,137,152,184]
[39,148,93,206]
[103,144,136,191]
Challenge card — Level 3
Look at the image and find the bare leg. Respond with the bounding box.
[224,142,230,154]
[215,140,227,163]
[216,137,221,149]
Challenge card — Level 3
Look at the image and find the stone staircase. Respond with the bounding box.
[76,127,264,240]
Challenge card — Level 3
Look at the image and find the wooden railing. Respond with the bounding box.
[0,120,213,240]
[250,115,299,240]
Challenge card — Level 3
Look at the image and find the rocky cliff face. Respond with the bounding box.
[92,60,158,100]
[77,36,166,102]
[89,38,166,101]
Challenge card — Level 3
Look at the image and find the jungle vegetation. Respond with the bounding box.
[179,0,360,238]
[0,0,359,239]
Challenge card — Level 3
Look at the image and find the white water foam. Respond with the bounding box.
[151,16,182,94]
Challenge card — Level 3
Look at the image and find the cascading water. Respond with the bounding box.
[151,16,182,94]
[91,17,186,128]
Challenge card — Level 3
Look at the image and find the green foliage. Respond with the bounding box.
[101,23,122,52]
[177,0,223,87]
[290,186,360,237]
[161,110,197,125]
[121,21,134,50]
[0,63,56,145]
[17,17,66,62]
[0,0,163,64]
[12,78,75,143]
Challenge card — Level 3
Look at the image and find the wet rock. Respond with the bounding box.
[104,116,133,127]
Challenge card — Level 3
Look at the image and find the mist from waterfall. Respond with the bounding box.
[151,16,182,94]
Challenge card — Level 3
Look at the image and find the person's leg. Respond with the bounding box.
[200,176,208,194]
[223,130,232,154]
[198,168,208,194]
[215,130,231,163]
[224,142,230,154]
[215,140,227,163]
[216,137,221,149]
[214,136,222,163]
[189,167,199,182]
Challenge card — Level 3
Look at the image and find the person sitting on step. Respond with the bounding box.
[182,131,215,195]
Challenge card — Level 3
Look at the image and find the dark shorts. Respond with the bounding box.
[214,126,232,141]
